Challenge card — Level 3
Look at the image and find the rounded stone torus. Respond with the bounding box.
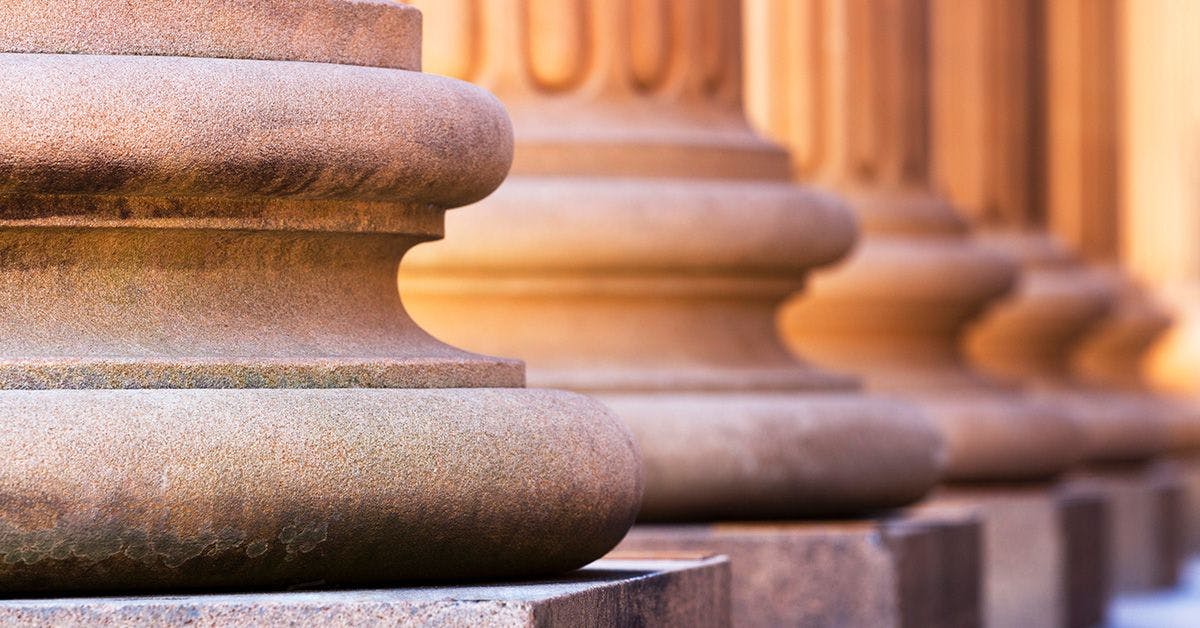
[401,0,944,521]
[0,0,642,592]
[965,235,1173,464]
[1071,277,1200,456]
[780,196,1084,481]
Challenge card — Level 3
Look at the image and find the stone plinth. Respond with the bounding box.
[400,0,943,521]
[1068,464,1184,594]
[0,557,729,627]
[0,1,642,592]
[1057,486,1111,628]
[918,484,1108,628]
[615,514,981,628]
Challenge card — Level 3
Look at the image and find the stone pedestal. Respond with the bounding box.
[616,515,980,628]
[400,1,953,624]
[0,1,642,592]
[401,3,943,521]
[746,2,1084,626]
[0,556,729,627]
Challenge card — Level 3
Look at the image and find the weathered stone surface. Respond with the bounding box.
[0,0,644,591]
[0,229,524,390]
[0,556,729,627]
[615,516,982,628]
[0,0,421,70]
[0,388,641,592]
[0,54,512,222]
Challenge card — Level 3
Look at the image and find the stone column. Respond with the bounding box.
[929,0,1184,594]
[1118,0,1200,558]
[0,0,648,596]
[1042,0,1199,583]
[401,1,971,626]
[747,1,1097,626]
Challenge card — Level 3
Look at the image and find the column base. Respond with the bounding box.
[0,387,642,590]
[918,481,1108,628]
[0,557,727,626]
[1068,461,1185,593]
[614,514,981,628]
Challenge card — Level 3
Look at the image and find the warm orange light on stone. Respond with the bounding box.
[400,1,966,625]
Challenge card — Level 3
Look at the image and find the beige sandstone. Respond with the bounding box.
[401,0,943,523]
[617,517,980,628]
[400,1,960,625]
[931,0,1188,594]
[747,1,1096,626]
[0,0,644,592]
[0,556,730,627]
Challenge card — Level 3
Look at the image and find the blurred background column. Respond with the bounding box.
[1111,0,1200,561]
[399,1,967,626]
[746,1,1106,625]
[929,0,1184,595]
[1119,1,1200,398]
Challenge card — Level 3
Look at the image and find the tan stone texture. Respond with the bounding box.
[920,484,1102,628]
[616,516,981,628]
[0,388,640,592]
[964,234,1172,466]
[0,0,422,70]
[401,0,945,520]
[749,0,1083,483]
[0,0,644,590]
[0,557,730,627]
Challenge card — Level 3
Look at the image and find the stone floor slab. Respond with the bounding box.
[0,556,728,627]
[614,514,981,628]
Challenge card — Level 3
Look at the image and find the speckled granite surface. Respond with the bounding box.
[0,557,730,627]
